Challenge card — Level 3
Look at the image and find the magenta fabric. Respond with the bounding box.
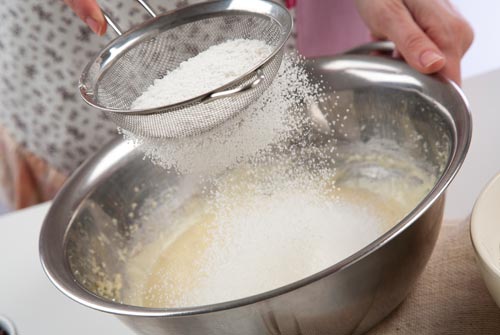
[296,0,371,57]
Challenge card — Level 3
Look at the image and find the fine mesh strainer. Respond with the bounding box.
[79,0,292,138]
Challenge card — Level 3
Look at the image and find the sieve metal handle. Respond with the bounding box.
[102,10,123,35]
[203,70,265,103]
[102,0,158,36]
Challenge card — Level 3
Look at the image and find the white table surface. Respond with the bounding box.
[2,3,500,333]
[0,202,133,334]
[445,69,500,219]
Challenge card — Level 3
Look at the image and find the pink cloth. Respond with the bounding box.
[295,0,370,57]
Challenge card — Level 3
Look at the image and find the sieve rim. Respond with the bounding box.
[79,0,293,116]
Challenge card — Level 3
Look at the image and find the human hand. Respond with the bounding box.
[63,0,107,35]
[355,0,473,85]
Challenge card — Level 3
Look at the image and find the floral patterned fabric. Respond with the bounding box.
[0,0,293,210]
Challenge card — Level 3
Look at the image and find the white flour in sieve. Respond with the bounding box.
[131,39,273,109]
[123,53,321,175]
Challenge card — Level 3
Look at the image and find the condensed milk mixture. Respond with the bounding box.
[122,143,436,308]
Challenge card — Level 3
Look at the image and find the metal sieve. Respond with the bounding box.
[79,0,293,138]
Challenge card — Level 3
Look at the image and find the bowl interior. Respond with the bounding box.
[43,54,474,313]
[64,88,452,309]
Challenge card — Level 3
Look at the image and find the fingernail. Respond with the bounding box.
[420,50,445,69]
[86,16,101,35]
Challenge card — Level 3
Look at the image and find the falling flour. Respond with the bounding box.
[143,186,382,307]
[121,149,437,308]
[115,40,437,309]
[131,39,273,109]
[123,53,320,175]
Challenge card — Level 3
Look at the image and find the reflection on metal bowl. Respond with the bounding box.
[40,46,471,335]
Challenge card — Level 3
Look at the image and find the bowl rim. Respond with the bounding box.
[40,55,473,318]
[471,172,500,278]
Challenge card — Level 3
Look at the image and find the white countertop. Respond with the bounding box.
[444,0,500,217]
[0,203,132,334]
[445,69,500,219]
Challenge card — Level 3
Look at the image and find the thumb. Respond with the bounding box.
[64,0,107,35]
[439,54,462,85]
[382,11,446,74]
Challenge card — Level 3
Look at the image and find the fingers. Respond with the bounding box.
[63,0,107,35]
[406,0,473,84]
[357,0,446,74]
[388,19,446,74]
[355,0,474,84]
[439,54,462,86]
[407,0,474,56]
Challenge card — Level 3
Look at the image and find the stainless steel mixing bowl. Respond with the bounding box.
[40,44,471,335]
